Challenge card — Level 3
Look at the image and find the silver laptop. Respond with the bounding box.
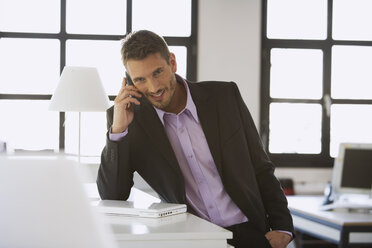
[0,156,118,248]
[93,200,187,218]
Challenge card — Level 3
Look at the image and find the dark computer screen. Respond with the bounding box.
[341,149,372,189]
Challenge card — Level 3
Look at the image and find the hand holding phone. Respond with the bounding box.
[111,74,141,133]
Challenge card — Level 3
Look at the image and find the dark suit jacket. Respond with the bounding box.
[97,80,294,234]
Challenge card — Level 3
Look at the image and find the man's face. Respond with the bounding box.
[126,52,178,111]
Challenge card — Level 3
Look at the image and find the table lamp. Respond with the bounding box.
[49,66,110,161]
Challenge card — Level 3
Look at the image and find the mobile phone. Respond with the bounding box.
[125,72,141,111]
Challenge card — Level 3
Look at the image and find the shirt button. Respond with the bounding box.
[208,205,213,209]
[179,128,184,133]
[189,154,193,159]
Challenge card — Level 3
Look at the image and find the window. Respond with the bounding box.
[261,0,372,167]
[0,0,197,156]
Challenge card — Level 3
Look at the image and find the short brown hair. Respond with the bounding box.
[121,30,170,66]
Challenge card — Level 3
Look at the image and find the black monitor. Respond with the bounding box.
[332,143,372,197]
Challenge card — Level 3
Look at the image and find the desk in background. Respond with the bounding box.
[287,196,372,248]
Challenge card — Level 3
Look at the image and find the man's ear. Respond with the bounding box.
[169,53,177,73]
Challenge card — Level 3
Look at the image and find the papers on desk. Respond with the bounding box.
[319,200,372,213]
[92,200,187,218]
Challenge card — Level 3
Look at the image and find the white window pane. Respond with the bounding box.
[169,46,187,79]
[0,0,60,33]
[269,103,322,154]
[333,0,372,41]
[65,112,108,156]
[270,49,323,99]
[267,0,327,40]
[66,40,123,95]
[330,104,372,157]
[332,46,372,99]
[0,38,60,94]
[132,0,191,37]
[0,100,59,151]
[66,0,126,35]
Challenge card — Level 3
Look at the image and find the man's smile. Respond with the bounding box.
[148,89,166,101]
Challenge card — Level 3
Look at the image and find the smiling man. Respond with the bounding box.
[97,30,294,248]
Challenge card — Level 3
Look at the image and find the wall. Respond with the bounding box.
[197,0,332,194]
[197,0,261,125]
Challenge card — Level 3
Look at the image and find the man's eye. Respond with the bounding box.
[154,69,163,77]
[135,78,145,84]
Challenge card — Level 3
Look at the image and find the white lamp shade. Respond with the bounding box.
[49,66,110,112]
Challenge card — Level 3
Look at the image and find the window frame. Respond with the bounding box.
[260,0,372,167]
[0,0,198,151]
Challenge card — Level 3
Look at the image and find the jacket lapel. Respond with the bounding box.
[135,101,184,178]
[188,82,223,176]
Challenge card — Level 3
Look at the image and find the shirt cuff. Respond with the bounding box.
[275,230,293,238]
[109,127,128,141]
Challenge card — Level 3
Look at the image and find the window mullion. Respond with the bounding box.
[322,44,332,160]
[58,0,67,150]
[126,0,132,33]
[320,0,333,160]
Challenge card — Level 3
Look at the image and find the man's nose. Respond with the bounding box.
[147,78,161,93]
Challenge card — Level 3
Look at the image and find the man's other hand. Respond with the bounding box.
[265,230,291,248]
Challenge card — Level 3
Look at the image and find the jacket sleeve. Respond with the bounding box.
[232,82,294,234]
[96,106,134,200]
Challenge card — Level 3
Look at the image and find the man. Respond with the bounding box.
[97,30,294,248]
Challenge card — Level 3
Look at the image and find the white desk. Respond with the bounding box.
[287,196,372,248]
[87,184,232,248]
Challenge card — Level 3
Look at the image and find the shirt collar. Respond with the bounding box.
[154,74,199,125]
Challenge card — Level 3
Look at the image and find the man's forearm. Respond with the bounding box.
[97,134,133,200]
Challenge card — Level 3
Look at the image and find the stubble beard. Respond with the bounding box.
[146,76,177,111]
